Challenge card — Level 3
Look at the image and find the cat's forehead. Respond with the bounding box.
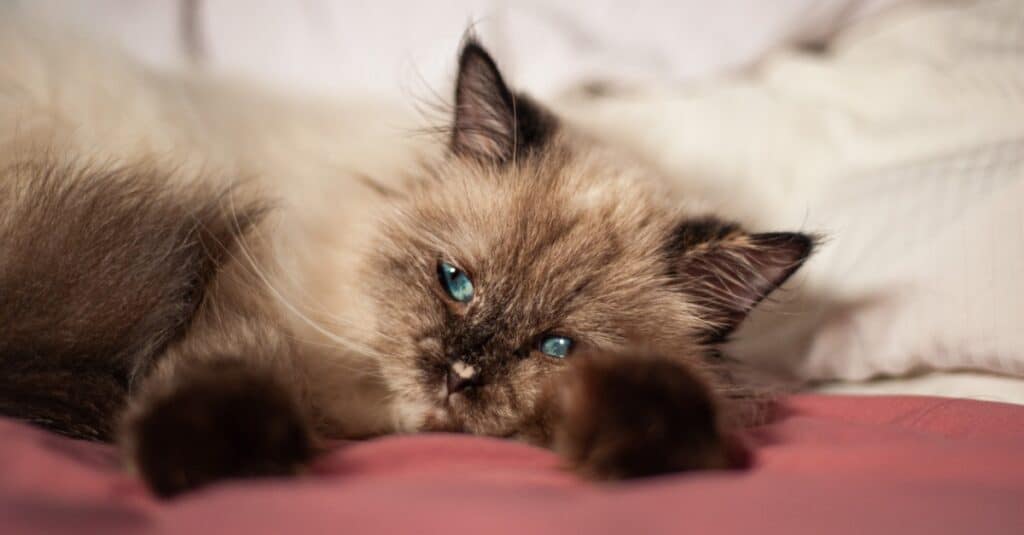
[395,157,672,305]
[423,162,650,253]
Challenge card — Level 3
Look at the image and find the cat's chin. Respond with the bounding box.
[391,396,461,433]
[388,379,522,436]
[420,410,463,433]
[391,394,504,436]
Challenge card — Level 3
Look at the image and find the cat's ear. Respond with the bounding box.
[666,219,815,342]
[450,39,556,163]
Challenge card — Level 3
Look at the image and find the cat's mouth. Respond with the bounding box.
[418,381,483,434]
[407,385,520,438]
[406,381,467,433]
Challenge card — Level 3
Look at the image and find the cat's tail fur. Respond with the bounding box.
[0,154,264,440]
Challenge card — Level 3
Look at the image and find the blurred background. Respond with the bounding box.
[10,0,1024,402]
[13,0,902,98]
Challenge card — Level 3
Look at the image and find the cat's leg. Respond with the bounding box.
[119,249,320,498]
[537,351,751,480]
[121,353,315,498]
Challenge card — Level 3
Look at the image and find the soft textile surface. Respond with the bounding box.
[2,395,1022,534]
[18,0,901,98]
[818,372,1024,406]
[558,0,1024,383]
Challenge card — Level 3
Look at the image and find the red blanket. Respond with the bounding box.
[2,395,1022,534]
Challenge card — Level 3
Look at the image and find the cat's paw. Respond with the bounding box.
[551,351,748,480]
[123,361,314,498]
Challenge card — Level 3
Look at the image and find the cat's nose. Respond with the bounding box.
[447,361,479,395]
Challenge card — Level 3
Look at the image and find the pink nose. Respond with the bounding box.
[447,368,479,395]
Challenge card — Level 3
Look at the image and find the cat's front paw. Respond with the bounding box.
[551,351,748,480]
[124,361,314,498]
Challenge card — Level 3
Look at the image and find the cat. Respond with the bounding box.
[0,19,814,498]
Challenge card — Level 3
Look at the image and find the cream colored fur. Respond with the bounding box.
[0,13,434,436]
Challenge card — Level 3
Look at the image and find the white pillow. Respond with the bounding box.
[557,0,1024,381]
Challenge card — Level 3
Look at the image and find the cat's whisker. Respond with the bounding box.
[220,194,392,362]
[182,193,381,351]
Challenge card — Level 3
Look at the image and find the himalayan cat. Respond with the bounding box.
[0,20,814,498]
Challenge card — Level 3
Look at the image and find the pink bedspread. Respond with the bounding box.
[2,395,1022,534]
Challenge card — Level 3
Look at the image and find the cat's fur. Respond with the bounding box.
[0,18,813,497]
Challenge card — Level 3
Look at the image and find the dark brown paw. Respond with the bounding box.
[552,351,748,480]
[125,361,314,498]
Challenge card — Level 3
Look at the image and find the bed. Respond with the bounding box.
[3,1,1024,533]
[2,394,1022,534]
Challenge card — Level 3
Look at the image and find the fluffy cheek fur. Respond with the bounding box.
[361,226,714,439]
[358,172,717,437]
[361,283,457,432]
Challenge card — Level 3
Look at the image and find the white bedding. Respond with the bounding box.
[817,372,1024,406]
[556,0,1024,397]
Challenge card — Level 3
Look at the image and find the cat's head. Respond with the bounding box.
[365,40,813,435]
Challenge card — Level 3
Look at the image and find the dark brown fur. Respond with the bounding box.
[130,357,313,498]
[551,351,749,478]
[0,360,126,441]
[451,40,558,163]
[0,158,264,440]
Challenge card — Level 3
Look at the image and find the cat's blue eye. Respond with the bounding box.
[437,261,474,303]
[539,335,573,359]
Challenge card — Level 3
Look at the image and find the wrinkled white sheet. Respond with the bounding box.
[818,372,1024,406]
[557,0,1024,386]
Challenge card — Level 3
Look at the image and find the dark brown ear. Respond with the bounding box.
[666,218,815,343]
[450,39,556,163]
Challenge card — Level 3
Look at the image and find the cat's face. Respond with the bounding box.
[363,42,812,436]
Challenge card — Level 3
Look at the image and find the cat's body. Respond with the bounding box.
[0,16,443,438]
[0,16,813,496]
